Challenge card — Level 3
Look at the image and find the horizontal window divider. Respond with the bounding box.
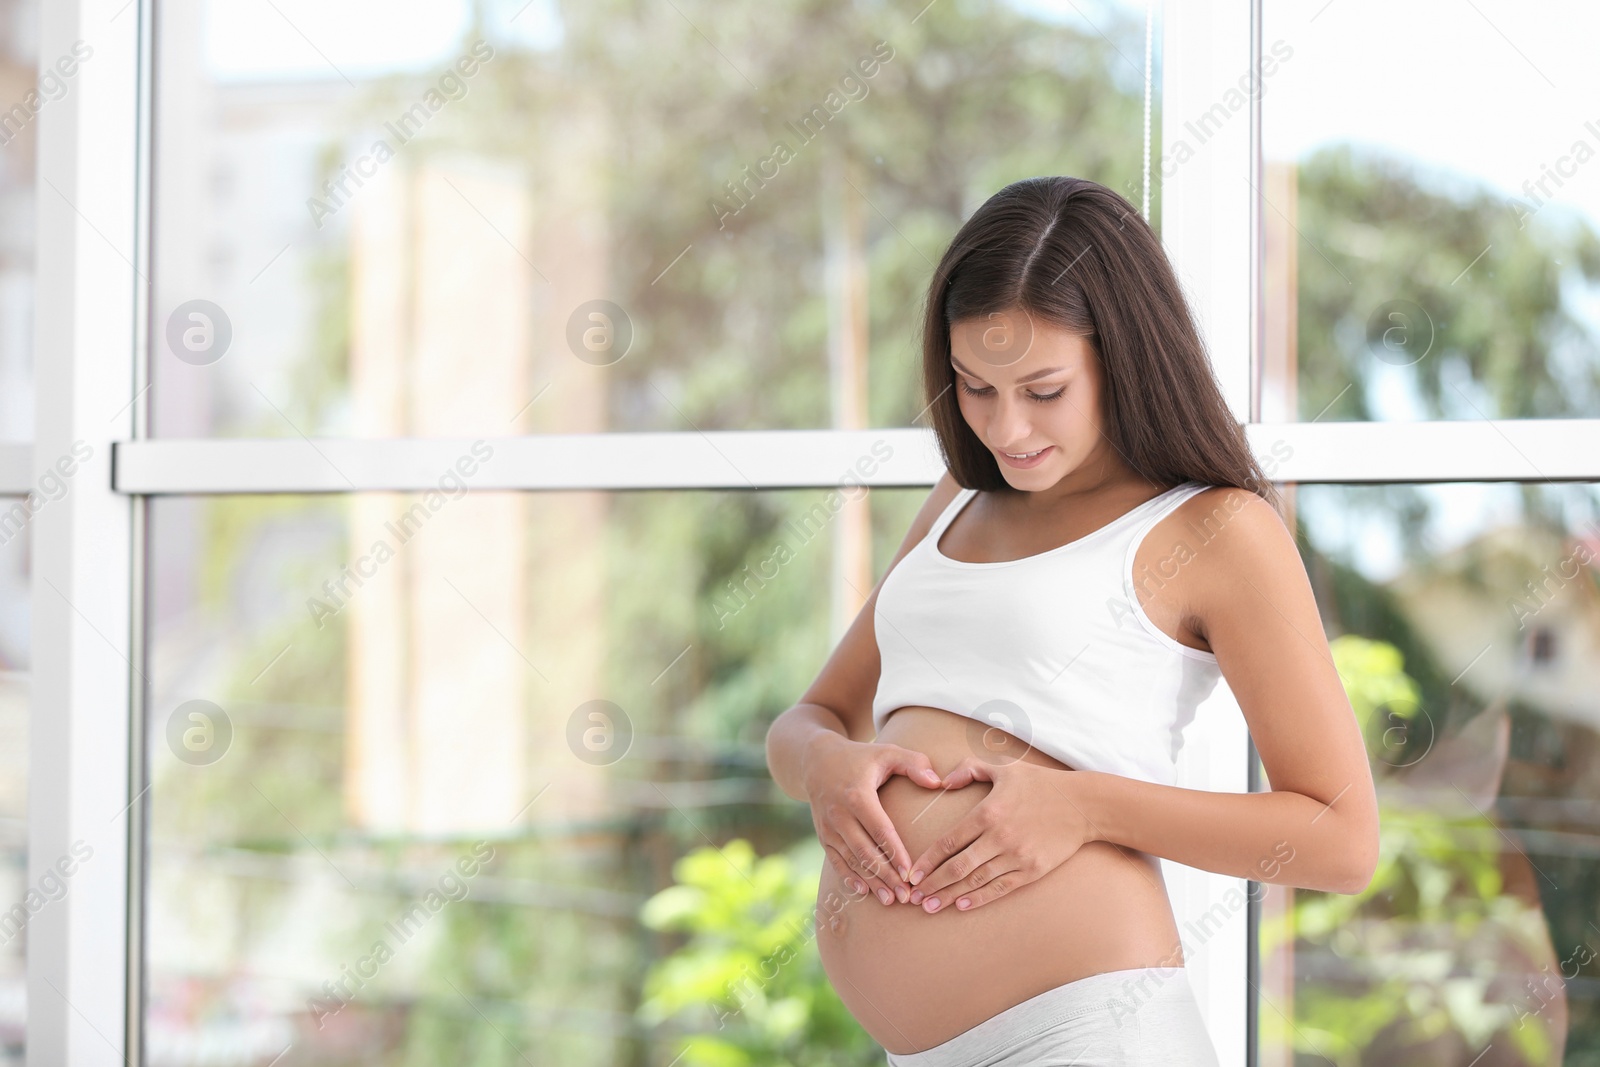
[87,419,1600,496]
[1248,419,1600,484]
[111,428,944,494]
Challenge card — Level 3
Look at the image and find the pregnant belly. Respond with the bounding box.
[814,706,1184,1056]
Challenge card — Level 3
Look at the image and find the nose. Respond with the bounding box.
[989,394,1039,451]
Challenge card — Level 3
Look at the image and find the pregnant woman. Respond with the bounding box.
[765,176,1380,1066]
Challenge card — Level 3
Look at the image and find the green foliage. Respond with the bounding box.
[1332,633,1425,748]
[1294,142,1600,424]
[636,837,881,1066]
[1258,636,1559,1065]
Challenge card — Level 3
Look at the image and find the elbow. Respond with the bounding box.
[1332,827,1381,896]
[1330,857,1375,895]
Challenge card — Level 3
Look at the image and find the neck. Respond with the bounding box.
[1009,454,1159,512]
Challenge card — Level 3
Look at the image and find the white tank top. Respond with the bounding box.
[871,480,1225,787]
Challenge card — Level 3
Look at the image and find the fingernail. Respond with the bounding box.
[910,890,923,905]
[924,897,940,912]
[910,869,924,885]
[895,884,909,903]
[850,879,865,895]
[956,897,971,910]
[877,888,892,905]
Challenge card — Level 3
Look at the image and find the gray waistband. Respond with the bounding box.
[883,965,1194,1067]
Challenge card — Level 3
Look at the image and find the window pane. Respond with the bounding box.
[0,500,25,1065]
[1259,1,1600,422]
[144,481,924,1062]
[1255,481,1600,1065]
[149,0,1159,438]
[0,0,35,1053]
[0,0,35,440]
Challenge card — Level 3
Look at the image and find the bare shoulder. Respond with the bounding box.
[1170,486,1310,639]
[1137,485,1290,572]
[1170,486,1296,574]
[1180,486,1290,549]
[1130,486,1298,646]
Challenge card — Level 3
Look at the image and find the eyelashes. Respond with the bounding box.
[956,379,1066,403]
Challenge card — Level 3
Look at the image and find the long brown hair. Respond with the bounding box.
[920,176,1280,511]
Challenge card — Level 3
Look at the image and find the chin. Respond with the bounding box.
[998,455,1080,490]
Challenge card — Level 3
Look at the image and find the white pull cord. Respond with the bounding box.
[1142,0,1155,222]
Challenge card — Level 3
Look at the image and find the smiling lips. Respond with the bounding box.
[996,445,1054,469]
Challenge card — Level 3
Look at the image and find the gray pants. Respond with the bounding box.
[883,966,1221,1067]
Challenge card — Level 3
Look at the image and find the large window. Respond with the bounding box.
[37,0,1600,1064]
[132,0,1167,1062]
[149,0,1163,440]
[1252,1,1600,1063]
[145,486,929,1061]
[1258,482,1600,1064]
[1258,0,1600,425]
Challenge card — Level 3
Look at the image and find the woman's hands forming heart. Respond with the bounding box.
[902,757,1094,913]
[802,732,946,905]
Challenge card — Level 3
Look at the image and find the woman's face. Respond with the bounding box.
[948,307,1109,490]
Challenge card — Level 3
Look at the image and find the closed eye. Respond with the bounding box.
[957,379,1065,402]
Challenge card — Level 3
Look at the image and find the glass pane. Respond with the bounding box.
[0,0,35,440]
[0,500,25,1065]
[1259,1,1600,422]
[149,0,1160,438]
[144,481,925,1063]
[1256,481,1600,1065]
[0,0,36,1054]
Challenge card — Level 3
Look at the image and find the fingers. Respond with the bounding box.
[936,757,996,791]
[915,844,1011,912]
[821,843,878,903]
[887,748,945,790]
[934,855,1026,913]
[860,796,916,888]
[836,822,904,905]
[908,814,994,905]
[812,744,948,908]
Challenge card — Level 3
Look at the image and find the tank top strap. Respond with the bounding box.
[1121,481,1214,577]
[926,485,978,544]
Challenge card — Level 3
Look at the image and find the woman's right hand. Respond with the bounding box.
[801,731,945,906]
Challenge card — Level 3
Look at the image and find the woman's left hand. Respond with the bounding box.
[904,758,1096,913]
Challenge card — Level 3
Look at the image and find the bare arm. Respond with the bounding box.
[1075,489,1380,893]
[764,472,963,900]
[904,487,1381,912]
[766,470,962,797]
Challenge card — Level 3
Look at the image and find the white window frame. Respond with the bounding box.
[21,1,1600,1064]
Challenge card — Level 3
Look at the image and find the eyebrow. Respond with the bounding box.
[949,355,1069,385]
